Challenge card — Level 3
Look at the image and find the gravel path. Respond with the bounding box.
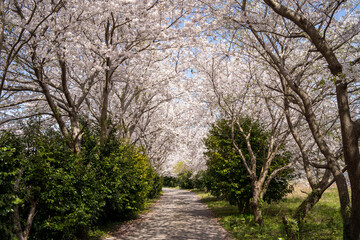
[110,188,232,240]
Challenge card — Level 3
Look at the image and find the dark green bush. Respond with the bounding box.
[0,120,161,239]
[163,176,178,187]
[96,141,154,221]
[177,170,194,189]
[192,170,207,191]
[203,117,294,213]
[0,122,104,239]
[147,169,163,199]
[0,133,22,240]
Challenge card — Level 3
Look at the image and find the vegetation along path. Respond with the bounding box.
[113,188,233,240]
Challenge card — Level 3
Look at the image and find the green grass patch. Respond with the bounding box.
[193,188,342,240]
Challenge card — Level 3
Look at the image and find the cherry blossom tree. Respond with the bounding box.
[189,42,296,226]
[3,3,358,238]
[0,0,65,98]
[194,0,359,237]
[255,3,360,237]
[247,1,359,237]
[1,0,190,156]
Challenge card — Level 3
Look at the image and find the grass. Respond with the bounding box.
[193,186,343,240]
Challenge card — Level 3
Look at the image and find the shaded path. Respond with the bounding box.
[112,188,232,240]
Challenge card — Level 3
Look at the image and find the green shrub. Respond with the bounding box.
[192,170,207,191]
[163,176,178,187]
[0,120,161,239]
[203,117,294,213]
[177,170,194,189]
[96,141,154,221]
[0,133,22,240]
[0,123,104,239]
[147,169,163,199]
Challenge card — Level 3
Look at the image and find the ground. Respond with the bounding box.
[105,188,233,240]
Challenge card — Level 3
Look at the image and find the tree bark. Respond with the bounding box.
[0,0,4,58]
[13,169,37,240]
[261,2,356,237]
[282,78,337,237]
[0,0,5,96]
[100,58,111,144]
[59,59,83,153]
[336,83,360,240]
[251,184,264,226]
[13,199,37,240]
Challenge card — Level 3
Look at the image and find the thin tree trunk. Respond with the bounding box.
[0,0,5,96]
[261,3,357,238]
[282,84,335,238]
[0,0,4,58]
[100,57,111,143]
[293,173,331,225]
[13,200,37,240]
[251,184,264,226]
[336,83,360,240]
[13,168,37,240]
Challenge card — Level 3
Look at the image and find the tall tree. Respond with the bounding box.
[192,45,294,225]
[0,0,64,97]
[1,0,189,159]
[258,1,359,238]
[196,0,359,237]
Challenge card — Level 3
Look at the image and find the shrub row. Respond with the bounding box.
[162,171,204,190]
[0,122,162,240]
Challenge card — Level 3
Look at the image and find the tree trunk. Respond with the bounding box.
[294,188,324,223]
[13,200,37,240]
[261,2,358,238]
[251,186,264,226]
[336,83,360,240]
[251,199,264,226]
[69,112,82,154]
[283,178,334,239]
[100,58,111,144]
[329,162,351,239]
[349,164,360,240]
[13,170,37,240]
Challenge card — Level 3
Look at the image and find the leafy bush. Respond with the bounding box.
[95,140,154,221]
[192,170,208,191]
[0,120,162,239]
[0,133,22,240]
[203,117,294,213]
[163,176,178,187]
[147,169,163,199]
[0,122,104,239]
[177,170,194,189]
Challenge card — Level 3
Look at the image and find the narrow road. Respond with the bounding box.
[113,188,232,240]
